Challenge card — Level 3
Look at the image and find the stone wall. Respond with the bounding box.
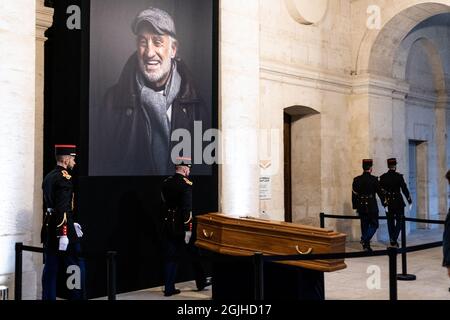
[219,0,261,217]
[1,0,449,299]
[0,0,52,300]
[258,0,354,227]
[221,0,450,242]
[403,16,450,224]
[0,0,37,299]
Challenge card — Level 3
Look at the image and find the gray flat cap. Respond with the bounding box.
[132,7,176,37]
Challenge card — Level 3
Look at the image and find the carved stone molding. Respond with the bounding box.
[34,0,54,255]
[284,0,328,25]
[260,60,352,95]
[351,74,410,100]
[36,0,54,41]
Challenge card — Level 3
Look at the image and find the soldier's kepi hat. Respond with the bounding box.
[175,156,192,168]
[55,144,76,157]
[362,159,373,170]
[132,7,176,37]
[387,158,397,166]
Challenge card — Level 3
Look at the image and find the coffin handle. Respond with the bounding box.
[295,245,313,255]
[202,229,214,239]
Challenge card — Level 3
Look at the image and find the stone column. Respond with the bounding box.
[33,0,54,297]
[391,90,410,234]
[447,98,450,212]
[34,0,53,247]
[0,0,36,299]
[349,74,410,240]
[219,0,260,217]
[349,77,371,172]
[436,96,448,217]
[348,76,372,240]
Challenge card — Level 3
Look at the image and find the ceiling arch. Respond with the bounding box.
[356,1,450,76]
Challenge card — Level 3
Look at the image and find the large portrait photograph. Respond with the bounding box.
[89,0,214,176]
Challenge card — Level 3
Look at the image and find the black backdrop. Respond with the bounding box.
[44,0,218,298]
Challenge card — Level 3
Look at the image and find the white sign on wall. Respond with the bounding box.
[259,176,272,200]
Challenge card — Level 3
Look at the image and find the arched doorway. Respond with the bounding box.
[283,106,321,224]
[356,1,450,76]
[353,3,450,237]
[405,33,448,225]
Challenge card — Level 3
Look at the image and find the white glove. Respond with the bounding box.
[409,203,412,211]
[184,231,192,244]
[385,207,389,213]
[58,235,69,251]
[74,223,83,238]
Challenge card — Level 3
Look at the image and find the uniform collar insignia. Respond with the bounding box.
[183,177,193,185]
[61,170,72,180]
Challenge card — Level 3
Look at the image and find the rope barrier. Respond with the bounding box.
[404,217,445,224]
[320,211,445,285]
[14,211,445,301]
[320,212,445,225]
[14,242,117,301]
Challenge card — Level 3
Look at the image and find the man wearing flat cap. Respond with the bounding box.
[352,159,385,251]
[95,6,209,175]
[41,145,85,300]
[160,157,210,296]
[380,158,412,248]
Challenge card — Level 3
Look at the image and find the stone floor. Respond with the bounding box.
[325,232,449,300]
[99,229,450,300]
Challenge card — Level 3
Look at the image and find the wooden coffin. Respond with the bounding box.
[196,213,347,272]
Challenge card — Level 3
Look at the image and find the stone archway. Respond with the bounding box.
[350,2,450,240]
[355,1,450,76]
[394,29,449,85]
[403,35,449,219]
[352,3,450,172]
[370,12,450,218]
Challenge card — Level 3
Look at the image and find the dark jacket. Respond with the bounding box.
[41,166,78,250]
[161,173,193,239]
[93,53,209,176]
[443,211,450,267]
[352,172,384,214]
[380,170,411,210]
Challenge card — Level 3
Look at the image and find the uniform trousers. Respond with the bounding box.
[358,211,379,245]
[42,242,86,300]
[386,207,404,243]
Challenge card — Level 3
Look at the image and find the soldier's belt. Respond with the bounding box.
[385,192,400,196]
[385,192,400,200]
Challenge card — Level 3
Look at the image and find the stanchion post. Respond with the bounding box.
[388,247,398,301]
[397,215,416,281]
[15,242,23,301]
[253,252,264,300]
[107,251,117,300]
[320,212,325,229]
[401,214,407,274]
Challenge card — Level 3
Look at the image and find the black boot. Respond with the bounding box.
[197,278,212,291]
[164,289,181,297]
[388,240,399,248]
[363,242,372,252]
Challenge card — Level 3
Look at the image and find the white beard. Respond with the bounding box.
[139,56,173,85]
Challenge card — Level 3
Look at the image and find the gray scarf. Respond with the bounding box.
[136,60,182,174]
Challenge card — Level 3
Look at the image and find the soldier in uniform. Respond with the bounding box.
[160,157,210,296]
[352,159,385,251]
[380,158,412,248]
[41,145,85,300]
